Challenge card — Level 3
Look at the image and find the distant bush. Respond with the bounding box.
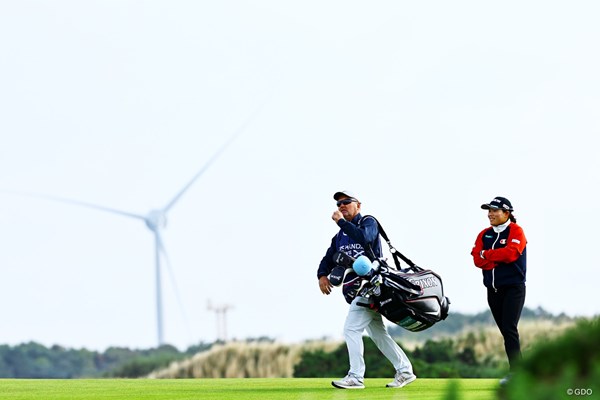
[293,338,406,378]
[294,336,504,378]
[149,341,327,378]
[104,345,183,378]
[293,348,347,378]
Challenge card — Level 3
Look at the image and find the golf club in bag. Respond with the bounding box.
[329,216,450,332]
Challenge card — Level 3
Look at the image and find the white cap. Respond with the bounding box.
[333,190,359,201]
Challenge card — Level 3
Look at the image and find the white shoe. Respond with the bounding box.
[386,371,417,388]
[332,374,365,389]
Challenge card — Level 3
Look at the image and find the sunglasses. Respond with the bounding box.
[336,199,357,207]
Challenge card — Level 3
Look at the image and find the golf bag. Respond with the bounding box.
[330,217,450,332]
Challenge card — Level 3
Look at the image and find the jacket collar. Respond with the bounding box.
[493,219,511,233]
[351,213,363,224]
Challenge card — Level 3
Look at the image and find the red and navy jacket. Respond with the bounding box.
[471,222,527,290]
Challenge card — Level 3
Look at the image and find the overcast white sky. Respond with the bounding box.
[1,1,599,351]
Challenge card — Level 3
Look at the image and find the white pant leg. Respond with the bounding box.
[365,313,413,374]
[343,297,374,378]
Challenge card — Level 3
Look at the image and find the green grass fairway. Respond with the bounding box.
[0,378,499,400]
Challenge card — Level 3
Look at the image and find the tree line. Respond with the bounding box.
[0,342,212,378]
[0,307,579,378]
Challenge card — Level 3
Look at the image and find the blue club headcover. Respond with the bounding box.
[353,255,373,276]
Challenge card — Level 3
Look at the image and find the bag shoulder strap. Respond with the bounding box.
[361,215,422,272]
[357,215,381,262]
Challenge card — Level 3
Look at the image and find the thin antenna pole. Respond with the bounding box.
[207,301,233,342]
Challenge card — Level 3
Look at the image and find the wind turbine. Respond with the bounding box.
[2,108,263,346]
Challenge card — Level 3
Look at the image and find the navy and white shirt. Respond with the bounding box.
[317,214,382,279]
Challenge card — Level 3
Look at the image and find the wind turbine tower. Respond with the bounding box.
[2,100,268,346]
[2,114,258,346]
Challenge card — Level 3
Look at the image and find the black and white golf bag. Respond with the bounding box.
[330,217,450,332]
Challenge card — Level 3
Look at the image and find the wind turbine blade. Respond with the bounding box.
[162,98,270,213]
[0,190,145,220]
[156,232,194,341]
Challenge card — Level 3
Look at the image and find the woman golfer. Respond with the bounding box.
[471,196,527,384]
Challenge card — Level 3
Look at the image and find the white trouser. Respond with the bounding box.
[344,296,412,379]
